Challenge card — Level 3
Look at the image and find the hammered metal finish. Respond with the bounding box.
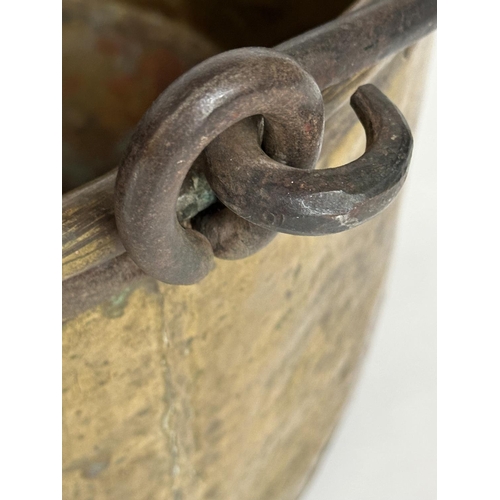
[62,32,434,498]
[62,0,435,497]
[114,0,435,284]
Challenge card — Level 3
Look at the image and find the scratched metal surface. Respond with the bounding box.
[62,24,433,498]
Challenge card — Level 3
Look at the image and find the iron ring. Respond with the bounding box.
[115,47,324,284]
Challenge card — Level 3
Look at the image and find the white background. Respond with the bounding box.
[303,45,437,499]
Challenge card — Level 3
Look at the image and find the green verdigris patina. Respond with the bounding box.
[62,0,434,497]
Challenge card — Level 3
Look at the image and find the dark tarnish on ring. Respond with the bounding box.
[115,0,437,285]
[204,84,412,236]
[115,48,324,285]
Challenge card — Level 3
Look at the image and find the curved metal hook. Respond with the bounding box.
[114,0,434,284]
[204,84,413,236]
[115,47,323,285]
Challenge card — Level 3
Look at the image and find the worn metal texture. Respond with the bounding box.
[62,23,435,498]
[114,0,436,285]
[115,49,323,284]
[115,48,325,285]
[204,84,412,236]
[62,0,219,192]
[63,206,401,500]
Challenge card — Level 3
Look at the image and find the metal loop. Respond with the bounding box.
[204,84,413,236]
[115,47,324,285]
[114,0,436,285]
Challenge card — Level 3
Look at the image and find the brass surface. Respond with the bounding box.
[62,3,433,496]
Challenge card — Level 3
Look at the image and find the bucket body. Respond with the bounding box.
[62,1,433,497]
